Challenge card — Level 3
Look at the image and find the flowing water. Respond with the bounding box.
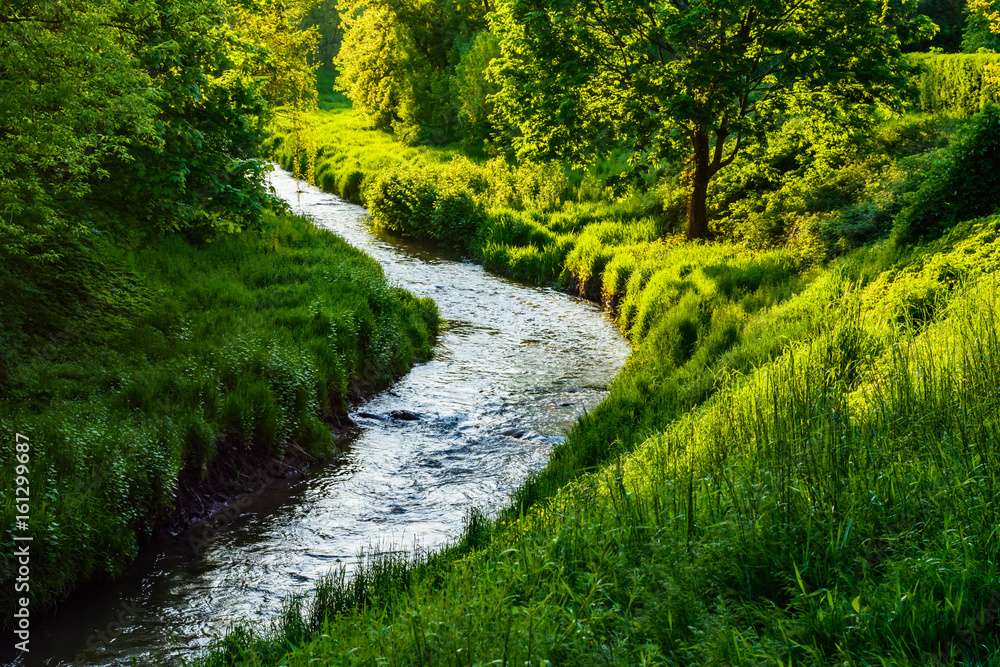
[31,168,629,666]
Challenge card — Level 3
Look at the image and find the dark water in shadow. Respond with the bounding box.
[28,168,629,666]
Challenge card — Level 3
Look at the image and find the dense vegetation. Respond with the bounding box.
[8,0,1000,662]
[199,0,1000,664]
[212,100,1000,662]
[0,212,436,612]
[213,217,1000,664]
[0,0,437,616]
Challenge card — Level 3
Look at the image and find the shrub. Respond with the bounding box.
[894,105,1000,243]
[367,172,438,236]
[428,190,484,244]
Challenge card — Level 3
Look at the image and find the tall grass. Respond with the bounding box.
[0,210,437,614]
[195,89,1000,666]
[203,215,1000,665]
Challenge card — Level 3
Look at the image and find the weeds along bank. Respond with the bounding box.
[0,211,437,615]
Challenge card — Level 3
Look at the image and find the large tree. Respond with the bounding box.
[492,0,911,239]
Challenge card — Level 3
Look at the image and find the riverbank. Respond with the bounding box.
[201,100,1000,663]
[0,208,438,618]
[267,100,967,503]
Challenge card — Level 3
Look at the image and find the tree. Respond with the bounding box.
[914,0,966,51]
[492,0,910,239]
[0,0,157,248]
[100,0,319,237]
[453,31,501,150]
[334,0,489,143]
[0,0,159,352]
[969,0,1000,34]
[304,0,343,66]
[966,0,1000,51]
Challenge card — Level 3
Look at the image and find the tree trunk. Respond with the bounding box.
[686,129,712,240]
[687,168,710,240]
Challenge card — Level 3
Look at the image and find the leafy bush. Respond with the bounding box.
[429,190,484,241]
[367,173,438,236]
[894,105,1000,243]
[367,172,485,246]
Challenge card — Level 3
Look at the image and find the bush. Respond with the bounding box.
[367,171,486,247]
[367,173,438,236]
[428,190,484,242]
[894,105,1000,243]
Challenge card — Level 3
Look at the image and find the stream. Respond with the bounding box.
[31,167,629,665]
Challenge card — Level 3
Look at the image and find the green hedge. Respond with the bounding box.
[909,52,1000,115]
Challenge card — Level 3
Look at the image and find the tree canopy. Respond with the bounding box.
[0,0,318,355]
[491,0,913,239]
[334,0,490,144]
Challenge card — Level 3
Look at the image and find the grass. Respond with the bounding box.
[205,211,1000,665]
[0,209,438,615]
[188,91,1000,664]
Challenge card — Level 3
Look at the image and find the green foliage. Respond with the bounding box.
[104,0,322,237]
[1,0,322,384]
[269,107,583,253]
[703,112,960,256]
[0,211,437,613]
[208,53,1000,661]
[894,105,1000,242]
[334,0,490,145]
[276,100,966,284]
[367,173,439,237]
[909,52,1000,115]
[491,0,911,238]
[0,1,158,355]
[964,0,1000,51]
[453,32,500,151]
[303,0,342,66]
[107,0,272,237]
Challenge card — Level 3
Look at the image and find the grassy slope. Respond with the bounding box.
[203,104,1000,663]
[0,210,437,614]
